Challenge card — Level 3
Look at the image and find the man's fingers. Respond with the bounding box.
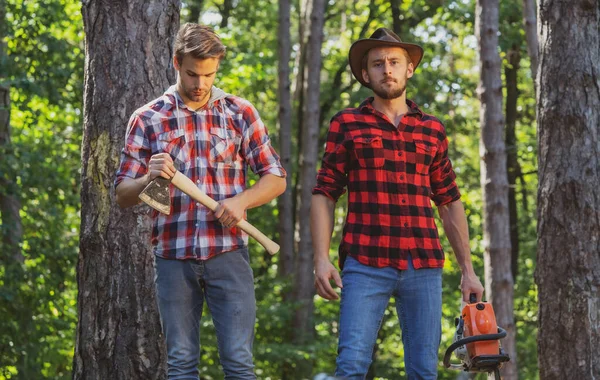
[316,276,339,300]
[332,270,343,289]
[315,280,336,300]
[214,204,224,218]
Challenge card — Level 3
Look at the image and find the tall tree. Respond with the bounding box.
[216,0,233,28]
[505,46,521,281]
[0,1,23,264]
[536,0,600,379]
[186,0,204,23]
[291,0,326,376]
[521,0,538,82]
[73,1,180,379]
[277,0,295,277]
[475,0,518,378]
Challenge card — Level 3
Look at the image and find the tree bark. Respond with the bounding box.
[505,46,521,281]
[277,0,295,278]
[475,1,518,379]
[0,89,24,265]
[217,0,233,28]
[0,3,24,264]
[521,0,539,82]
[186,0,203,23]
[536,1,600,379]
[73,1,180,379]
[390,0,402,36]
[291,0,326,375]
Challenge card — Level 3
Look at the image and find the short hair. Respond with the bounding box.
[361,47,412,71]
[174,23,226,64]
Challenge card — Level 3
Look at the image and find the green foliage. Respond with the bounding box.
[0,0,83,378]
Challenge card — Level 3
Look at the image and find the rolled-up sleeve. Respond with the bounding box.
[241,104,286,178]
[312,117,348,202]
[114,113,151,188]
[429,130,461,206]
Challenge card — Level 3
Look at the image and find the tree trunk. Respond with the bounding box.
[0,86,24,264]
[73,1,179,379]
[291,0,326,375]
[187,0,203,23]
[277,0,295,278]
[475,1,518,379]
[218,0,233,28]
[505,46,521,281]
[390,0,402,36]
[521,0,539,82]
[536,1,600,379]
[292,0,309,226]
[0,4,24,264]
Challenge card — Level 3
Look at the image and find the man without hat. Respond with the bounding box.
[311,28,484,379]
[115,23,286,379]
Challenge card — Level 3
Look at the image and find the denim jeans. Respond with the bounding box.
[154,247,256,380]
[335,255,442,380]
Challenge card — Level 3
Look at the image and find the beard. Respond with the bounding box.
[371,80,407,100]
[185,87,209,102]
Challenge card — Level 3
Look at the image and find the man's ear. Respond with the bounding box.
[407,62,414,79]
[173,56,180,71]
[362,69,370,85]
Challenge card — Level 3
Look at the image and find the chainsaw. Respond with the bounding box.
[443,293,510,380]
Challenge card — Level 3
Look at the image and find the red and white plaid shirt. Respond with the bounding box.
[116,85,286,260]
[313,98,461,270]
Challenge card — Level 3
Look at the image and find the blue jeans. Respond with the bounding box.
[154,248,256,380]
[335,256,442,380]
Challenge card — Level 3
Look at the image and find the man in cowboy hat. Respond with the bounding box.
[311,28,484,379]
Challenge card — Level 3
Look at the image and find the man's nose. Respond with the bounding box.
[384,61,393,73]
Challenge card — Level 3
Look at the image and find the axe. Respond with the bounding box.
[138,173,280,255]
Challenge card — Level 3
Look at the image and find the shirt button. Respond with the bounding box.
[196,179,200,184]
[195,223,199,227]
[402,199,406,203]
[195,133,199,138]
[196,202,201,207]
[404,223,409,227]
[398,152,402,156]
[399,175,404,180]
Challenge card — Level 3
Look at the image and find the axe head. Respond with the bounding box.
[139,176,172,214]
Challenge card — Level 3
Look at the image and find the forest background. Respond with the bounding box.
[1,0,543,379]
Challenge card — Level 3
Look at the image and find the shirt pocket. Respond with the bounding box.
[157,129,191,170]
[354,135,385,168]
[210,126,240,166]
[413,140,437,175]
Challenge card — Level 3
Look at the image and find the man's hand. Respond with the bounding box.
[116,153,176,208]
[314,258,343,300]
[214,195,248,228]
[460,272,485,302]
[148,153,176,181]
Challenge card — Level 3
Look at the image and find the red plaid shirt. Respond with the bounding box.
[116,85,286,260]
[313,98,461,270]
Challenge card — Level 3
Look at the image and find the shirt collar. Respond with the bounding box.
[359,97,424,119]
[163,85,184,111]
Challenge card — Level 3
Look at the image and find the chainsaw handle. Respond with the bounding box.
[469,293,477,304]
[443,327,507,369]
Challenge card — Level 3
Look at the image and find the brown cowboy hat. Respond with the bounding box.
[349,28,424,88]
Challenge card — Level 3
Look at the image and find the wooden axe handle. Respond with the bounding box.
[170,171,280,255]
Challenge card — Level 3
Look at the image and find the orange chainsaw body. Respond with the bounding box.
[462,301,499,359]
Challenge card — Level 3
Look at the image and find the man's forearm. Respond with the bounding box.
[438,200,475,275]
[235,173,286,210]
[115,174,151,208]
[311,194,336,262]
